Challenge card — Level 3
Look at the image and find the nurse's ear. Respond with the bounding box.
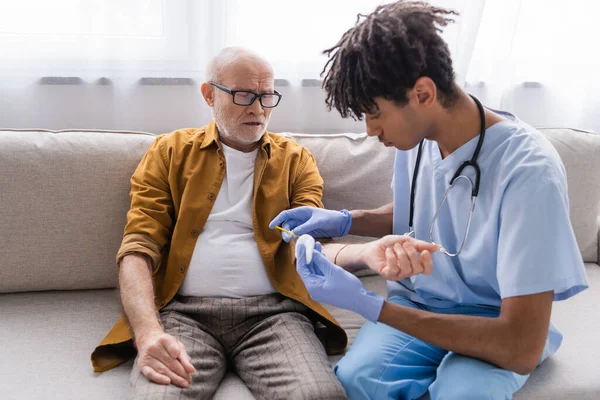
[412,77,437,109]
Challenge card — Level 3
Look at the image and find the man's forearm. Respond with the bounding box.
[349,202,393,237]
[119,253,162,341]
[378,300,545,375]
[322,243,368,272]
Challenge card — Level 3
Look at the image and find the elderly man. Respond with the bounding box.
[90,47,348,399]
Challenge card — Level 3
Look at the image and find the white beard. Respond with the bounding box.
[212,105,268,146]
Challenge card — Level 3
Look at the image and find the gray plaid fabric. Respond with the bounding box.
[127,294,347,400]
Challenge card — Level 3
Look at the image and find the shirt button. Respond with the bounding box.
[208,193,215,200]
[179,266,185,273]
[191,229,199,237]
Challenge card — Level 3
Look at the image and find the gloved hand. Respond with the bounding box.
[269,206,352,242]
[295,235,384,323]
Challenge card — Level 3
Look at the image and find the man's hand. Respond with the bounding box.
[135,329,195,388]
[360,235,439,280]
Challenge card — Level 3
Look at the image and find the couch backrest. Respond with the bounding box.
[1,127,599,294]
[283,133,396,212]
[0,130,155,293]
[538,128,600,263]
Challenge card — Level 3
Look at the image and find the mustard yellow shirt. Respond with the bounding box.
[91,121,347,372]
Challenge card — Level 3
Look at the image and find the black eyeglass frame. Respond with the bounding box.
[209,82,282,108]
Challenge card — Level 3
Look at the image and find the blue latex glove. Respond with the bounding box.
[295,235,384,323]
[269,206,352,242]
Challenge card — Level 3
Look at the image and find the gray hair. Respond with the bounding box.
[205,47,272,82]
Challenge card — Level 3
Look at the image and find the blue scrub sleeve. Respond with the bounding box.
[496,174,588,301]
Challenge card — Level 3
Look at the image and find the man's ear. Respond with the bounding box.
[412,77,437,108]
[200,82,215,107]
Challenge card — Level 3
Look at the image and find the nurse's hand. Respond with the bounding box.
[269,207,352,242]
[295,235,384,322]
[361,235,438,280]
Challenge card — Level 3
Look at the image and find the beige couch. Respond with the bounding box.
[1,127,599,399]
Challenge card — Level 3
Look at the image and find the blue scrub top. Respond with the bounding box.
[389,110,588,355]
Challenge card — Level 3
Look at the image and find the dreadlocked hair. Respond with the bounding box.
[322,1,459,120]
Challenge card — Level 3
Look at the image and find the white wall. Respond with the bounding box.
[0,78,366,134]
[1,79,594,134]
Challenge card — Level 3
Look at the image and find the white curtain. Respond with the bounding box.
[0,0,598,133]
[466,0,600,132]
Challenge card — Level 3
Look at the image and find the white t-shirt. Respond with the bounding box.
[178,143,276,298]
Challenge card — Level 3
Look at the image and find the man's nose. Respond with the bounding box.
[246,97,264,115]
[366,124,380,137]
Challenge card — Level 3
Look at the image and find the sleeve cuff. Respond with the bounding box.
[116,234,163,272]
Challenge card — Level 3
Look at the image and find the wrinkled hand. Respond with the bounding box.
[361,235,438,280]
[270,206,352,242]
[295,235,384,322]
[135,329,195,388]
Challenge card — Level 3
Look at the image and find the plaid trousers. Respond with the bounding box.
[127,293,347,400]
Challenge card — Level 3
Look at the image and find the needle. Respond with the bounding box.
[275,225,300,239]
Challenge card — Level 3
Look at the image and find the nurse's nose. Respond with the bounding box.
[366,124,381,138]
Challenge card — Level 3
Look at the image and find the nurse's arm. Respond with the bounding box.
[377,291,554,375]
[349,201,393,237]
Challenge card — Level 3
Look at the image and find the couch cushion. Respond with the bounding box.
[0,288,255,400]
[1,269,598,399]
[514,264,600,399]
[0,129,156,293]
[540,128,600,262]
[283,132,396,211]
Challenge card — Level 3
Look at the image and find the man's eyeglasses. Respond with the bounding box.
[209,82,282,108]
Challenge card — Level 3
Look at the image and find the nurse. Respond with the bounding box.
[270,2,588,399]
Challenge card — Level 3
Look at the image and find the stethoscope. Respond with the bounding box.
[405,95,486,257]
